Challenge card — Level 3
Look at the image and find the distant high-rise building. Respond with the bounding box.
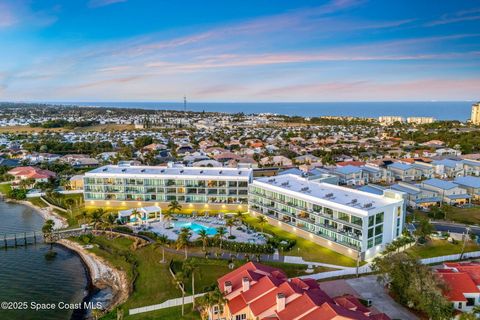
[378,116,404,125]
[471,102,480,125]
[406,117,435,124]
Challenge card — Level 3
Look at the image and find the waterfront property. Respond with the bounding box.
[208,262,391,320]
[84,164,252,212]
[248,174,405,259]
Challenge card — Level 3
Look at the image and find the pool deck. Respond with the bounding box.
[145,217,267,244]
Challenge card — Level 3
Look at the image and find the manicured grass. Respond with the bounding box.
[414,206,480,225]
[407,239,480,259]
[127,304,200,320]
[0,182,11,195]
[75,234,336,320]
[26,197,49,208]
[243,214,358,267]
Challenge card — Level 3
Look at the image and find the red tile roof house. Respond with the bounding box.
[436,262,480,313]
[8,166,56,188]
[206,262,391,320]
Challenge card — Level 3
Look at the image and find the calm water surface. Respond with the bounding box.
[0,201,88,320]
[59,101,474,120]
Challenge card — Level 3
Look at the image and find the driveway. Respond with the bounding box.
[346,276,418,320]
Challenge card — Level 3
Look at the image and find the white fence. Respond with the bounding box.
[129,293,206,315]
[299,265,372,280]
[420,250,480,265]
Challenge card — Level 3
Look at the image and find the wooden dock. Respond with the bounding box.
[2,227,91,249]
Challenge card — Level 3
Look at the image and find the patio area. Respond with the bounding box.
[146,214,268,244]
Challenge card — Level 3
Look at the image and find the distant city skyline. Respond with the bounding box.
[0,0,479,102]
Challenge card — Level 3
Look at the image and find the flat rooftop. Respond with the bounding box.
[253,174,400,212]
[86,165,252,179]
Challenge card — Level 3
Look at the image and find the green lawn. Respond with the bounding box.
[407,239,480,259]
[26,197,49,208]
[414,206,480,225]
[126,304,200,320]
[0,182,11,195]
[74,234,335,320]
[243,214,358,267]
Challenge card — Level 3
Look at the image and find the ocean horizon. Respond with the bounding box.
[49,101,475,121]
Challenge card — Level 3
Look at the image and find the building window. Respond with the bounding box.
[375,212,384,224]
[368,216,375,227]
[235,314,246,320]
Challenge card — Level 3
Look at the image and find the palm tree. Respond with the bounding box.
[77,210,89,225]
[198,229,209,252]
[168,200,182,215]
[226,218,235,237]
[153,234,169,263]
[257,215,267,233]
[103,213,117,238]
[173,271,186,316]
[90,209,104,230]
[130,209,142,225]
[183,258,199,310]
[215,226,227,249]
[176,227,192,260]
[162,210,173,227]
[235,211,245,224]
[65,198,75,215]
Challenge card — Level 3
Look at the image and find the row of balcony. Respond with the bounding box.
[249,192,363,229]
[250,202,363,243]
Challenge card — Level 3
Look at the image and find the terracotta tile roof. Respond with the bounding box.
[436,270,480,301]
[443,262,480,285]
[219,263,388,320]
[8,166,56,180]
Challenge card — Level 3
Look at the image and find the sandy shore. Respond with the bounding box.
[6,199,68,229]
[58,239,130,313]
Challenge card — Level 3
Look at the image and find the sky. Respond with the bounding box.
[0,0,479,102]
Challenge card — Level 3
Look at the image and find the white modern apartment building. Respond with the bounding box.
[249,174,405,259]
[84,164,253,212]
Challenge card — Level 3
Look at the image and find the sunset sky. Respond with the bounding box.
[0,0,479,102]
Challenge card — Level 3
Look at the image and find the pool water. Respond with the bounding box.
[173,222,217,235]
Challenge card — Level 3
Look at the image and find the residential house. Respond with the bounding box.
[260,156,293,167]
[390,182,441,209]
[8,166,56,188]
[436,148,462,157]
[436,262,480,313]
[462,159,480,177]
[361,164,394,184]
[387,162,420,181]
[454,176,480,201]
[420,178,471,205]
[431,159,464,178]
[208,262,391,320]
[333,165,367,186]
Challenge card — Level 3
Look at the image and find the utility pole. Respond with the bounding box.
[183,95,187,113]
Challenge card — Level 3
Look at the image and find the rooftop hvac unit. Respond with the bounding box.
[325,193,334,198]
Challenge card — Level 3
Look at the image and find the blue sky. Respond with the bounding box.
[0,0,479,102]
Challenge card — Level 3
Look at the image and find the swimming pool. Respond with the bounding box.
[173,221,217,235]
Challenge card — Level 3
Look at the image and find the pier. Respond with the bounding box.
[2,227,92,249]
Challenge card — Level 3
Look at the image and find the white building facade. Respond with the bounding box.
[248,174,405,259]
[84,164,253,212]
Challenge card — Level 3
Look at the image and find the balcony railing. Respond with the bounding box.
[250,202,362,249]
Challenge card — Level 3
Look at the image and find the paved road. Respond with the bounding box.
[346,276,418,320]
